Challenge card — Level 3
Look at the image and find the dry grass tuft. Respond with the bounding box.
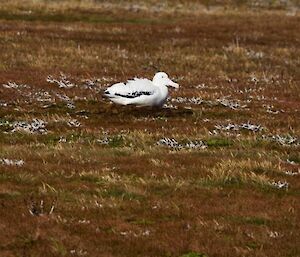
[208,159,275,187]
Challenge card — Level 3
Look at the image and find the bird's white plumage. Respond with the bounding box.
[104,72,179,107]
[107,78,156,96]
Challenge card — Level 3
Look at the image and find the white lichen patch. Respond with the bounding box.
[119,229,151,238]
[157,137,207,150]
[262,134,299,146]
[0,101,8,107]
[47,73,76,88]
[171,96,203,105]
[81,78,102,90]
[263,104,284,114]
[70,249,88,256]
[268,230,283,238]
[2,81,30,89]
[11,119,47,134]
[217,98,247,110]
[0,158,24,166]
[67,119,81,128]
[286,159,298,165]
[212,122,263,135]
[270,180,289,189]
[55,93,76,109]
[0,119,10,127]
[284,170,300,176]
[32,90,54,103]
[246,49,264,59]
[163,103,178,109]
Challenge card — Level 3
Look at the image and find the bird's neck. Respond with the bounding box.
[153,81,168,99]
[158,85,168,98]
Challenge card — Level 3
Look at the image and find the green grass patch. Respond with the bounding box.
[80,174,101,184]
[107,135,124,147]
[130,218,155,226]
[0,132,37,145]
[101,187,145,201]
[229,216,270,226]
[45,102,75,115]
[0,172,37,185]
[0,132,99,145]
[50,238,67,256]
[14,234,38,250]
[196,178,245,189]
[246,241,260,249]
[180,252,208,257]
[0,9,174,25]
[0,191,21,199]
[288,154,300,164]
[0,118,11,132]
[205,138,233,147]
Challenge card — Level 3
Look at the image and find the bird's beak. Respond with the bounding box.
[168,79,179,89]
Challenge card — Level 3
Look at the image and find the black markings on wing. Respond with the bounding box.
[115,91,153,98]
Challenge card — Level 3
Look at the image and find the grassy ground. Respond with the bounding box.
[0,1,299,257]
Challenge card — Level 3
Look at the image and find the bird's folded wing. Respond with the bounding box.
[109,78,157,98]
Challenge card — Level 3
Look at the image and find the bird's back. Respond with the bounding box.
[105,78,156,97]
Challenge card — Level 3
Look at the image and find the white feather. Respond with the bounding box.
[104,72,179,107]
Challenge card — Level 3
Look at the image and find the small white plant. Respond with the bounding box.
[262,134,299,146]
[12,119,47,134]
[270,180,289,189]
[217,98,247,109]
[213,122,263,134]
[67,119,81,128]
[157,137,207,150]
[0,158,24,166]
[47,73,75,88]
[2,81,29,89]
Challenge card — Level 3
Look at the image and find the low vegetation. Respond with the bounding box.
[0,1,299,256]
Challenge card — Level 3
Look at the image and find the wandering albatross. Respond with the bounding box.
[104,72,179,107]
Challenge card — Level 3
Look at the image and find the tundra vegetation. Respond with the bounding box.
[0,1,299,256]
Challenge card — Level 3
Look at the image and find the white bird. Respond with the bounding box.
[104,72,179,107]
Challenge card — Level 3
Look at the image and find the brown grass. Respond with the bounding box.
[0,1,300,257]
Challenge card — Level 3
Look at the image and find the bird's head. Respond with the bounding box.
[152,72,179,89]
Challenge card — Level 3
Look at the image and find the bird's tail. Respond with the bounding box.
[104,90,114,98]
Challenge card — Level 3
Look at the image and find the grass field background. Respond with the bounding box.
[0,1,299,256]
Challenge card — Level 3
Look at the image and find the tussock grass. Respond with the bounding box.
[207,159,276,187]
